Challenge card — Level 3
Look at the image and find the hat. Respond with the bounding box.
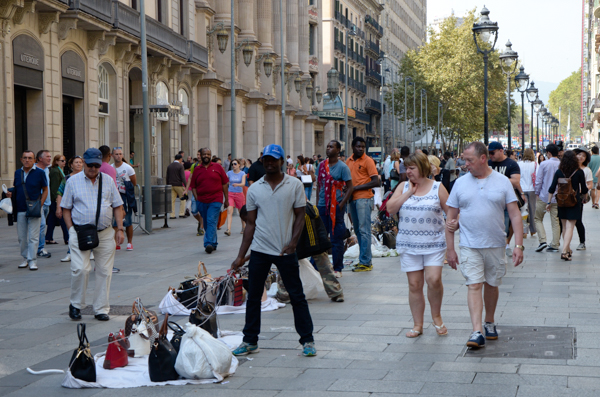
[488,141,503,152]
[574,145,590,154]
[262,144,285,160]
[83,148,102,165]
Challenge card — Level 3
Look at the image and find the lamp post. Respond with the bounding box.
[533,97,543,152]
[280,0,285,156]
[499,40,518,150]
[140,0,152,232]
[345,25,357,156]
[514,66,529,152]
[526,81,538,150]
[231,37,254,160]
[472,6,499,146]
[404,76,411,149]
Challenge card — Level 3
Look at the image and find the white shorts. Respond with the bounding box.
[459,247,506,287]
[399,251,445,272]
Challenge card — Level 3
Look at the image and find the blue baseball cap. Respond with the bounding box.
[263,144,285,160]
[83,148,102,165]
[488,141,503,152]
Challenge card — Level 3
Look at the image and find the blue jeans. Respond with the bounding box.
[46,201,69,243]
[318,204,347,272]
[348,198,373,265]
[198,201,221,248]
[243,250,314,345]
[38,204,49,252]
[304,185,313,201]
[18,212,42,264]
[190,194,201,215]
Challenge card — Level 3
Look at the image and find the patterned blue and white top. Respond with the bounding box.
[396,181,446,255]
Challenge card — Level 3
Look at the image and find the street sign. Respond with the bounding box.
[435,139,441,149]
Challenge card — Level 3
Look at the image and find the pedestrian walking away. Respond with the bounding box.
[189,148,229,253]
[166,154,188,219]
[231,144,316,357]
[61,148,124,321]
[547,150,589,261]
[7,151,48,271]
[386,152,450,338]
[517,148,537,238]
[534,144,561,253]
[346,137,380,272]
[445,142,524,349]
[111,147,136,251]
[316,140,354,276]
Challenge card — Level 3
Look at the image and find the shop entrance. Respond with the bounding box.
[62,96,75,160]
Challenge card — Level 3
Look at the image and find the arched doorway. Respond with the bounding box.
[61,50,86,160]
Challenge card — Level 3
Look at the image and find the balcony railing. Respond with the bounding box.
[368,41,380,54]
[355,109,370,123]
[187,40,208,68]
[368,69,382,84]
[70,0,112,23]
[146,18,188,59]
[365,15,383,35]
[365,98,382,112]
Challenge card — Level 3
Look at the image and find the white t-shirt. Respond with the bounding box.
[517,160,537,192]
[446,170,517,249]
[113,162,135,194]
[287,158,293,165]
[584,167,593,183]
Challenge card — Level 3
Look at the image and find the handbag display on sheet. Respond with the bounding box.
[103,330,129,370]
[127,321,151,358]
[148,314,180,382]
[69,323,96,382]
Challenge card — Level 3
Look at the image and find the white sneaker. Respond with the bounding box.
[18,261,28,268]
[90,252,95,260]
[61,254,71,262]
[29,262,38,271]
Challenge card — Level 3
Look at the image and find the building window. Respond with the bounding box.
[179,88,189,125]
[309,24,316,55]
[156,81,169,121]
[98,65,109,115]
[334,58,338,71]
[179,0,186,36]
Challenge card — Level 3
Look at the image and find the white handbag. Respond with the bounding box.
[128,321,151,357]
[0,198,12,214]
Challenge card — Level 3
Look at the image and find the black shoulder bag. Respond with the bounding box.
[69,323,96,382]
[74,173,102,251]
[21,170,42,218]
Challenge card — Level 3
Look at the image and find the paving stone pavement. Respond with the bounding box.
[1,203,600,396]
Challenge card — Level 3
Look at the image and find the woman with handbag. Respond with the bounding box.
[517,148,537,238]
[385,152,450,338]
[46,154,69,245]
[547,151,588,261]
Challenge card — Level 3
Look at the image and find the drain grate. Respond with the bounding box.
[462,326,576,360]
[78,305,154,316]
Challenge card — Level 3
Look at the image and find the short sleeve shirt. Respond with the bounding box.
[346,153,378,200]
[227,170,245,193]
[446,170,517,249]
[488,158,520,179]
[189,162,229,203]
[246,174,306,256]
[247,160,266,183]
[317,161,352,206]
[13,167,48,213]
[113,162,136,194]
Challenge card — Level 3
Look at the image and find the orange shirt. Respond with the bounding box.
[346,153,378,200]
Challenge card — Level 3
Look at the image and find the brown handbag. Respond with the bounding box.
[124,298,159,336]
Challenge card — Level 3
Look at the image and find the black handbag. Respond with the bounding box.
[167,321,185,353]
[148,314,179,382]
[69,323,96,382]
[296,203,332,259]
[21,170,41,218]
[389,162,400,181]
[74,173,102,251]
[189,298,218,338]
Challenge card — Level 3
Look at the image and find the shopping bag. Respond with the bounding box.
[218,210,227,229]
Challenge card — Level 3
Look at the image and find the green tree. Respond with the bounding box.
[390,10,516,151]
[548,69,581,139]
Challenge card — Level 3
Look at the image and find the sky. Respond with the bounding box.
[427,0,582,105]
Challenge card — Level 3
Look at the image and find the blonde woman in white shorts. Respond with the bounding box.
[386,152,450,338]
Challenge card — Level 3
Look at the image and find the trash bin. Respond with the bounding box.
[141,185,172,216]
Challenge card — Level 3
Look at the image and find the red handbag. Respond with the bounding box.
[233,278,244,306]
[103,330,129,369]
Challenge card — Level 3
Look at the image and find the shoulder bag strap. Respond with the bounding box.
[95,173,102,227]
[21,170,31,201]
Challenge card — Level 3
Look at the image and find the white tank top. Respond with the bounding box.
[396,181,446,254]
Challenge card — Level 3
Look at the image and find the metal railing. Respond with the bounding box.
[187,41,208,68]
[365,98,382,111]
[70,0,112,23]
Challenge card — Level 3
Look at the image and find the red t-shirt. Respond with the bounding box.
[190,162,229,203]
[99,162,117,187]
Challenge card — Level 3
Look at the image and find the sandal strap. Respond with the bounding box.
[432,323,446,330]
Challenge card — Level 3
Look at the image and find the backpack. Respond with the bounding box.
[556,170,578,208]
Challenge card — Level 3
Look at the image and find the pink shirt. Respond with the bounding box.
[99,162,117,186]
[185,170,191,190]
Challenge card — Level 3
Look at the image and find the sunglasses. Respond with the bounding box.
[113,147,122,150]
[86,163,101,168]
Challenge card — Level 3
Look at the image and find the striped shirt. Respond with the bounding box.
[60,172,123,230]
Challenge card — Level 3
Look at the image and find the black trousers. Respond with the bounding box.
[243,250,314,345]
[575,203,585,244]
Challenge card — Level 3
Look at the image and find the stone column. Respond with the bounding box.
[294,113,307,156]
[272,0,286,60]
[197,81,220,150]
[258,0,273,53]
[305,118,316,156]
[286,110,295,156]
[286,0,299,69]
[239,0,255,37]
[244,96,266,158]
[264,103,281,146]
[298,0,309,75]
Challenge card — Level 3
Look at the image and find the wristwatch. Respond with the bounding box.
[515,244,525,251]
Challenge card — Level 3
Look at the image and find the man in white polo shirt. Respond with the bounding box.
[231,144,316,358]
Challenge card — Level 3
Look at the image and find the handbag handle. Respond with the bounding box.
[94,173,102,227]
[21,170,32,202]
[77,323,89,347]
[197,261,208,278]
[167,321,185,334]
[159,313,170,337]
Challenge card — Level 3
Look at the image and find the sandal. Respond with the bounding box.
[561,253,571,261]
[46,240,58,245]
[432,322,448,336]
[405,329,422,338]
[224,230,231,236]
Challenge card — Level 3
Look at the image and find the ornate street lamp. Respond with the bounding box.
[206,22,230,54]
[499,40,518,150]
[526,81,538,150]
[514,66,529,150]
[242,43,254,67]
[533,97,543,151]
[263,56,273,77]
[315,87,323,104]
[294,75,303,93]
[306,80,313,102]
[472,5,499,145]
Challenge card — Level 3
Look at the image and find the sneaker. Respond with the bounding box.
[37,249,51,258]
[18,261,28,269]
[90,252,94,260]
[546,246,559,253]
[334,271,342,278]
[535,242,548,252]
[127,243,133,251]
[466,331,485,348]
[505,247,512,257]
[197,222,204,236]
[112,267,120,273]
[205,245,214,254]
[483,322,498,340]
[577,243,586,251]
[352,264,373,272]
[331,295,344,302]
[302,342,317,357]
[232,342,259,356]
[61,254,71,262]
[116,245,121,251]
[29,262,38,271]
